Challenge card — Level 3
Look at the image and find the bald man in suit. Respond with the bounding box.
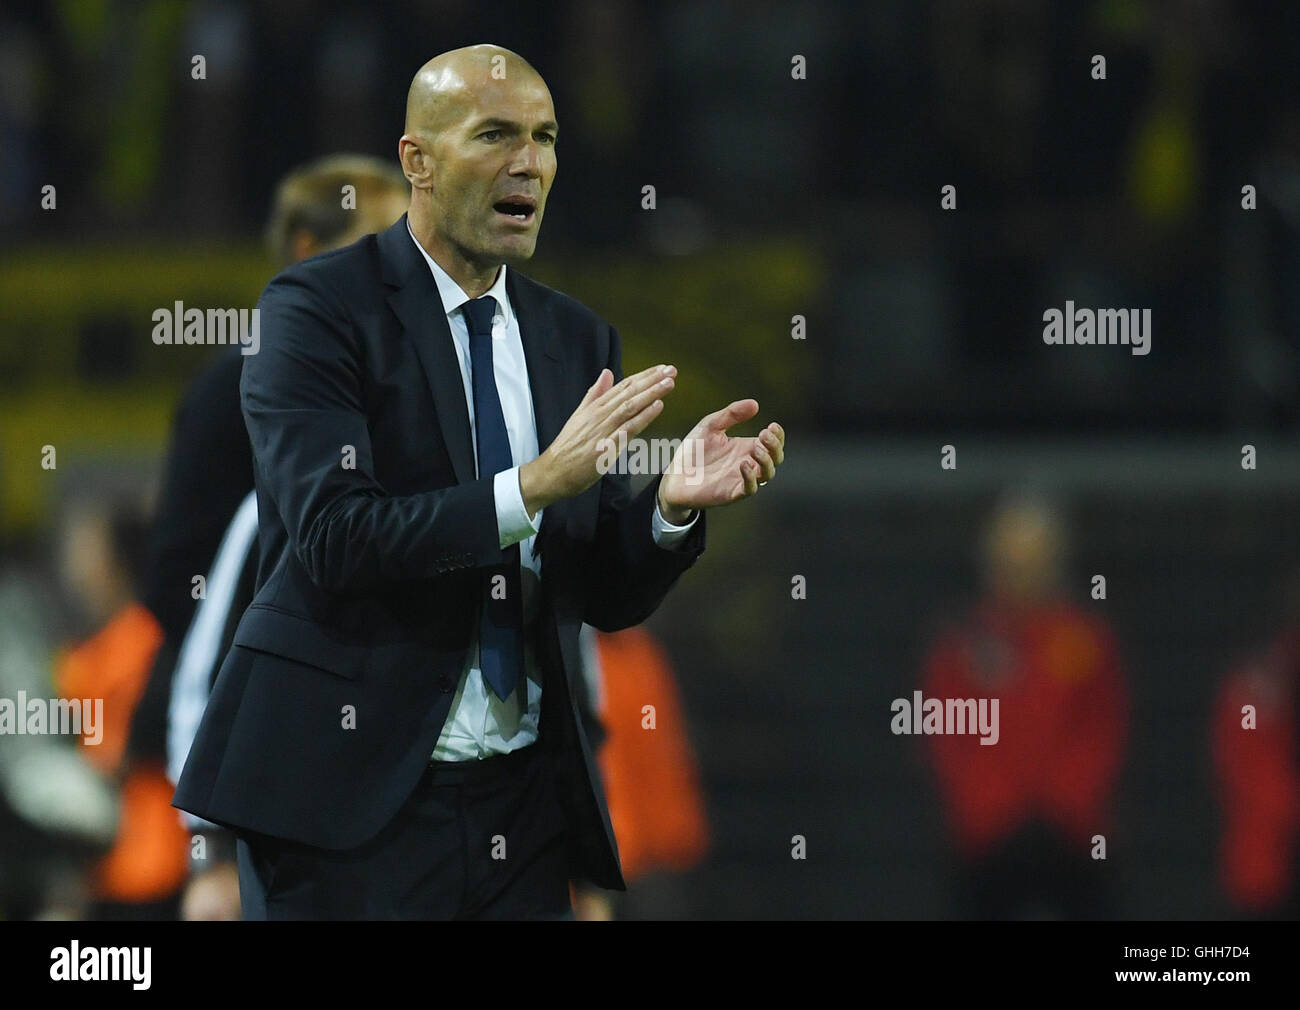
[174,44,785,920]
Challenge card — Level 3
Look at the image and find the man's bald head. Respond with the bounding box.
[398,44,558,296]
[404,45,546,140]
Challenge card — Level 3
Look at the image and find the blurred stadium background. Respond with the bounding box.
[2,0,1300,919]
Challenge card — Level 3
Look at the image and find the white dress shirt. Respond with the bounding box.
[406,221,697,761]
[168,489,259,826]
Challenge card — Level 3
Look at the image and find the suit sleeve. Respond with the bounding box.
[242,270,505,593]
[583,323,706,632]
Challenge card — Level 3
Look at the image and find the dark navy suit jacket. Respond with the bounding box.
[173,214,706,890]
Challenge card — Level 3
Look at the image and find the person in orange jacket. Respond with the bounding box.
[920,490,1128,919]
[570,624,710,920]
[53,502,189,918]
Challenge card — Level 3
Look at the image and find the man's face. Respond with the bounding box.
[427,75,557,267]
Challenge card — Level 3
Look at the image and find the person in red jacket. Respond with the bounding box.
[1212,580,1300,917]
[920,491,1128,919]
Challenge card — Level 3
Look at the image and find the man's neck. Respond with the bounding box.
[408,209,501,298]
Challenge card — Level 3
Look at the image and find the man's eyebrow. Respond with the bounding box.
[470,117,559,135]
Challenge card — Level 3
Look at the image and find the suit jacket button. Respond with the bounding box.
[438,674,454,692]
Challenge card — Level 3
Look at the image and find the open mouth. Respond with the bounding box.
[493,197,536,224]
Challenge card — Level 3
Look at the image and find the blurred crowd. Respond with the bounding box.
[3,1,1300,430]
[919,491,1299,920]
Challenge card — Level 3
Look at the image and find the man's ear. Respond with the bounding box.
[399,135,434,190]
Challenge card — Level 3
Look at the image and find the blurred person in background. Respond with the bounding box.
[1212,568,1300,918]
[920,490,1128,919]
[569,624,710,920]
[126,154,409,921]
[0,504,117,919]
[52,496,185,919]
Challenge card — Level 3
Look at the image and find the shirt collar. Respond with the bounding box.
[406,217,510,326]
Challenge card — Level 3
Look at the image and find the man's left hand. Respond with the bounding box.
[658,399,785,521]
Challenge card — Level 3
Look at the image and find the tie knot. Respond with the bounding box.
[463,296,499,337]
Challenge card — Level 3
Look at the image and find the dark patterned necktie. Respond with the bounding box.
[463,296,522,701]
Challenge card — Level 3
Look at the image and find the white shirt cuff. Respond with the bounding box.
[495,467,542,548]
[652,495,698,549]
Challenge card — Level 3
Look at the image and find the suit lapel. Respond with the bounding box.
[380,216,477,487]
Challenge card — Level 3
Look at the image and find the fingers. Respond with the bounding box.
[599,364,675,427]
[750,438,777,483]
[580,368,614,406]
[594,364,672,409]
[703,398,759,434]
[757,424,784,465]
[736,422,785,499]
[617,395,666,442]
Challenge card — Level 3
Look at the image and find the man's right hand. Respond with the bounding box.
[519,363,676,517]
